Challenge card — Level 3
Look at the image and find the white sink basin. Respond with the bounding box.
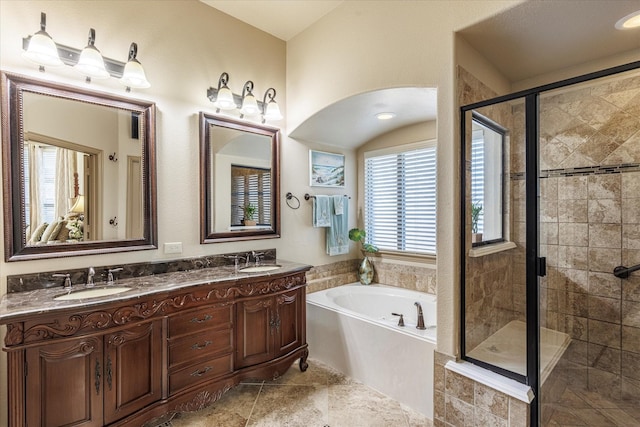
[54,286,131,301]
[239,265,282,273]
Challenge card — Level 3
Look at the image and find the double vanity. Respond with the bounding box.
[0,260,311,427]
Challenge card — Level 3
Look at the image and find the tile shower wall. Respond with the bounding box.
[524,72,640,400]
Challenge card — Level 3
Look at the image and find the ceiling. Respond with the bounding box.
[458,0,640,83]
[202,1,640,149]
[200,0,343,41]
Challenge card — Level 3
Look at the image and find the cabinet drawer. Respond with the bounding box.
[169,353,233,395]
[168,329,233,370]
[169,305,232,338]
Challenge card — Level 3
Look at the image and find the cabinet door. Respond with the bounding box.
[275,288,304,356]
[236,297,274,368]
[26,336,104,427]
[103,320,163,425]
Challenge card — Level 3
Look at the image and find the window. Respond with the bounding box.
[230,165,271,226]
[471,113,505,246]
[364,141,436,255]
[23,145,57,228]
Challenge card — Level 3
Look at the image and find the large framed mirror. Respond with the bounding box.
[200,113,280,243]
[1,72,157,261]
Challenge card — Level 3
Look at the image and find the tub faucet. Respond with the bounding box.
[414,302,426,330]
[86,267,95,288]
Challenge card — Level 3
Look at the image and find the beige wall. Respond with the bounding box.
[0,0,544,423]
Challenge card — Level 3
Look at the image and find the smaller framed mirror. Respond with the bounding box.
[200,113,280,243]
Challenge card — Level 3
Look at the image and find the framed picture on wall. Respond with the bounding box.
[309,150,345,187]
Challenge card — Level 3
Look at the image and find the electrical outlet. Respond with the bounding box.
[164,242,182,254]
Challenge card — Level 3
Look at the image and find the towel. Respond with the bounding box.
[326,196,349,256]
[312,195,331,227]
[333,195,344,215]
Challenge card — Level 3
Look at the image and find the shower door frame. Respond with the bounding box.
[459,60,640,427]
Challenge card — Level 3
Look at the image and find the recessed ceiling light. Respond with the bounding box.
[376,112,396,120]
[615,10,640,30]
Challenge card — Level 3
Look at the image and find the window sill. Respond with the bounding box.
[373,250,436,268]
[468,241,516,258]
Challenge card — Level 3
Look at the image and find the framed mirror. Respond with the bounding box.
[1,72,157,261]
[200,113,280,243]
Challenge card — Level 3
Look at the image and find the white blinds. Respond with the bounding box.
[230,166,271,225]
[364,142,437,255]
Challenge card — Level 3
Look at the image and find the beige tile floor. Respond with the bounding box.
[169,358,433,427]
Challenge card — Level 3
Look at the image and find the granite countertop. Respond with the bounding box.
[0,260,311,322]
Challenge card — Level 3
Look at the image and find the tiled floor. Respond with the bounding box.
[542,387,640,426]
[169,358,433,427]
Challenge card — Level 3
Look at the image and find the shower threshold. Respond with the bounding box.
[467,320,570,384]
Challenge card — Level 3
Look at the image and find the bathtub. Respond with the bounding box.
[306,283,436,419]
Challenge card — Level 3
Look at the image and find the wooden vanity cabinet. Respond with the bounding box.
[2,269,310,427]
[24,319,162,427]
[236,287,305,369]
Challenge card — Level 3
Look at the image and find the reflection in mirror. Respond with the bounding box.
[470,111,505,246]
[200,113,280,243]
[1,72,157,261]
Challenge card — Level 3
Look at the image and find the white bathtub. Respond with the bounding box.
[306,283,436,419]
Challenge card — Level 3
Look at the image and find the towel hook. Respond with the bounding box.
[285,192,301,209]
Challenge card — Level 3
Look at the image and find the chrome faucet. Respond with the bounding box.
[106,267,123,285]
[252,251,265,266]
[52,273,72,290]
[414,302,426,330]
[86,267,96,287]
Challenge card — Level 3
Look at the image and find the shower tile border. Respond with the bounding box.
[511,163,640,180]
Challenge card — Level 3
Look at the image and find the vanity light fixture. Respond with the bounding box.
[207,72,283,123]
[240,81,260,117]
[212,72,237,111]
[120,43,150,91]
[74,29,110,82]
[22,12,64,71]
[22,12,150,90]
[262,88,283,123]
[615,10,640,29]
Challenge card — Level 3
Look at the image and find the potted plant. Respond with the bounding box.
[349,228,378,285]
[242,203,257,226]
[471,202,483,243]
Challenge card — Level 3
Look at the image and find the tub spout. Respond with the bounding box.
[415,302,426,330]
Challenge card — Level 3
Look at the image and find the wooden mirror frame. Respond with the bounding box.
[199,112,280,243]
[1,72,157,261]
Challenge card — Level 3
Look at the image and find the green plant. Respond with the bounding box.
[471,202,483,234]
[348,228,378,254]
[242,203,256,221]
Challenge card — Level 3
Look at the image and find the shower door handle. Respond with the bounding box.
[537,257,546,277]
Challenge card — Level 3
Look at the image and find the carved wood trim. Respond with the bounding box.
[5,322,23,346]
[16,273,306,346]
[174,384,233,413]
